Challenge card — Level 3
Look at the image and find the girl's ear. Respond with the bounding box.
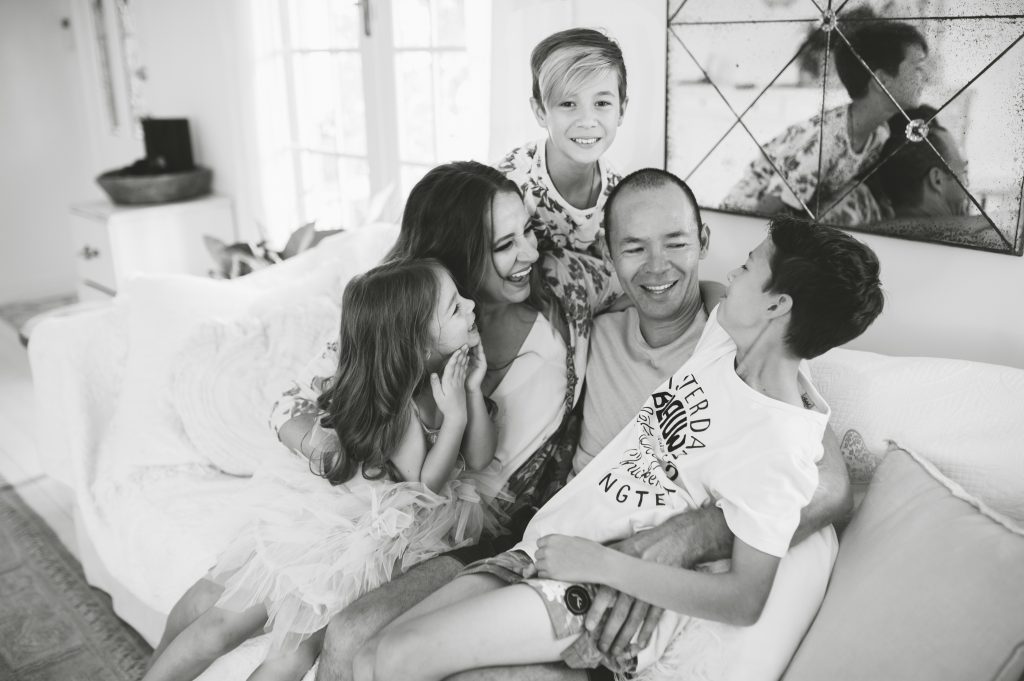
[530,97,548,127]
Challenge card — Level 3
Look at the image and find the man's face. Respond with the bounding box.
[608,184,708,324]
[879,44,929,109]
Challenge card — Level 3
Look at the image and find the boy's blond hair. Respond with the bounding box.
[531,28,627,110]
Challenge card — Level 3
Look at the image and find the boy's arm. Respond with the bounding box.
[536,535,780,627]
[585,424,850,655]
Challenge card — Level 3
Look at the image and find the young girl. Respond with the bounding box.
[144,259,502,681]
[496,28,628,261]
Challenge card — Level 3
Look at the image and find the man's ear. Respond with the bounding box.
[530,97,547,127]
[698,222,711,259]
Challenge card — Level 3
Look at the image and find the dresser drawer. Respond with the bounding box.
[69,214,117,295]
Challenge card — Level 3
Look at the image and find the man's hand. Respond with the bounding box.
[581,528,685,658]
[582,506,733,658]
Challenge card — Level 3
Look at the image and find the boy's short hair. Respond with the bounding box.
[876,105,949,207]
[531,28,627,109]
[766,218,884,359]
[835,21,928,99]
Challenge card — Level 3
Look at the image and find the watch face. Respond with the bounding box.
[564,585,592,615]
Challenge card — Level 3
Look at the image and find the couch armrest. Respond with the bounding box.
[28,304,127,488]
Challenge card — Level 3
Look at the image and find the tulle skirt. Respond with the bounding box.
[207,458,507,655]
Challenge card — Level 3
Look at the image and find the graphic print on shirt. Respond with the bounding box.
[597,372,713,510]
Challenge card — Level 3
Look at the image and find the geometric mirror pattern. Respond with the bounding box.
[667,0,1024,255]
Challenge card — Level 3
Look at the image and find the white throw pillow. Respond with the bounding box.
[170,227,399,475]
[96,275,259,478]
[808,347,1024,521]
[172,296,340,475]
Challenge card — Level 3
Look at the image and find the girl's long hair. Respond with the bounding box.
[315,259,441,485]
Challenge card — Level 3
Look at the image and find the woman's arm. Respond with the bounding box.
[277,411,339,462]
[270,336,340,458]
[536,534,780,627]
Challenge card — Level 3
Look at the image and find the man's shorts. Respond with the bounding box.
[459,550,635,678]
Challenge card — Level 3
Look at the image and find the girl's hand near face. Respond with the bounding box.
[465,342,487,395]
[535,534,612,584]
[431,346,469,425]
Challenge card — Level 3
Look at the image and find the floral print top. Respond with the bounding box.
[496,139,622,261]
[722,104,888,226]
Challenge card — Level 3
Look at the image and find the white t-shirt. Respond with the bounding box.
[578,306,708,465]
[517,307,826,559]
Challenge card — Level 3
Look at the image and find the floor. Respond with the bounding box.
[0,319,78,559]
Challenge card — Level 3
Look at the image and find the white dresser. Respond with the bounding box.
[69,195,236,300]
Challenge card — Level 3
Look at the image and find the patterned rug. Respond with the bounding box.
[0,476,151,680]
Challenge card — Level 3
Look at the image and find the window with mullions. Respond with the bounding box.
[269,0,487,237]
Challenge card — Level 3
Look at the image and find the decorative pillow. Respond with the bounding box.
[170,239,392,475]
[783,448,1024,681]
[172,296,339,475]
[809,348,1024,521]
[96,275,259,478]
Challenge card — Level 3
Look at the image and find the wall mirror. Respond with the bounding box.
[666,0,1024,255]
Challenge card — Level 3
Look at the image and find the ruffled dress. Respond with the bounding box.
[207,420,507,656]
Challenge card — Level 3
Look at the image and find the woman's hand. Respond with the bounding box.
[431,346,468,424]
[535,534,610,584]
[465,342,487,395]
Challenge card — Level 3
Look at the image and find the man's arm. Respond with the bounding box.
[586,425,851,656]
[793,425,853,544]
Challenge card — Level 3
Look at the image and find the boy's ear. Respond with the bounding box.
[530,97,547,127]
[925,166,946,192]
[767,293,793,319]
[618,96,629,123]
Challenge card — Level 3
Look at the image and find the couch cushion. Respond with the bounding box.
[783,448,1024,681]
[172,296,339,475]
[96,275,260,477]
[809,348,1024,521]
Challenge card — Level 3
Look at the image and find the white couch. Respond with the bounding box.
[28,225,1024,680]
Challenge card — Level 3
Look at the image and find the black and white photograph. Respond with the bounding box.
[1,1,1022,680]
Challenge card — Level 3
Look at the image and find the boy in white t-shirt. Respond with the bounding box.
[496,28,626,261]
[355,218,885,681]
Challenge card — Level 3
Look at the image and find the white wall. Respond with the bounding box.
[0,0,92,304]
[131,0,256,240]
[6,0,1023,368]
[574,0,1024,370]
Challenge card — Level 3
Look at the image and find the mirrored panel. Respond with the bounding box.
[667,0,1024,255]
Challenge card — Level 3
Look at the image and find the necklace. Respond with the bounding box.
[586,163,601,208]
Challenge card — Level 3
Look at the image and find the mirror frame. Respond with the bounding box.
[664,0,1024,256]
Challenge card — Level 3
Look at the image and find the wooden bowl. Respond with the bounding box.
[96,166,212,205]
